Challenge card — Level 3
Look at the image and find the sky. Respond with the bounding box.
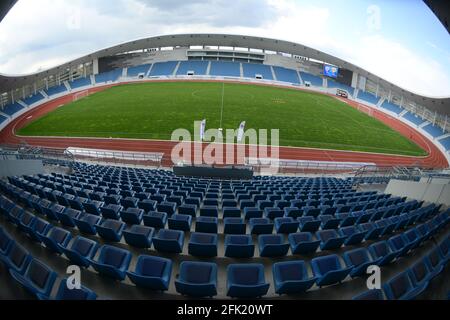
[0,0,449,97]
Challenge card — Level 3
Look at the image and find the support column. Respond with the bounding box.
[93,58,99,75]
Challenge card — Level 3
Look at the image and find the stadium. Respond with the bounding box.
[0,0,449,305]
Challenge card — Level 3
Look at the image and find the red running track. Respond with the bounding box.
[0,81,447,168]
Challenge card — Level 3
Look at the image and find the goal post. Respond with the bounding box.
[357,104,373,117]
[73,89,90,102]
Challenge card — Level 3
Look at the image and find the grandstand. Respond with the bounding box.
[176,61,208,76]
[149,61,178,77]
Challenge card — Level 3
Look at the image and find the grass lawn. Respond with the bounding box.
[17,81,426,156]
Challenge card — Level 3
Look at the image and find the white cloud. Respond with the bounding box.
[0,0,449,97]
[340,35,450,97]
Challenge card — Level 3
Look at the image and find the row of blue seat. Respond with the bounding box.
[3,213,447,299]
[1,179,435,245]
[2,184,447,260]
[23,172,358,193]
[353,235,449,300]
[0,227,97,300]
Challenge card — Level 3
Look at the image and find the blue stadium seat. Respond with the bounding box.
[188,232,218,257]
[288,232,320,255]
[319,214,341,230]
[380,100,403,115]
[343,247,378,277]
[273,66,300,84]
[222,207,241,218]
[383,271,427,300]
[40,227,72,254]
[403,112,424,126]
[168,214,192,231]
[83,200,104,216]
[176,61,208,76]
[224,234,255,258]
[18,211,37,234]
[195,216,218,233]
[120,207,144,225]
[244,207,263,220]
[403,228,422,249]
[121,196,139,209]
[58,208,82,227]
[407,257,438,290]
[274,217,299,234]
[61,236,99,268]
[74,213,102,235]
[8,205,24,225]
[438,237,449,263]
[258,234,289,257]
[425,247,445,275]
[175,261,218,298]
[143,211,168,229]
[311,254,352,287]
[335,213,356,227]
[43,203,65,221]
[423,123,445,138]
[388,234,413,257]
[153,229,184,253]
[273,260,316,295]
[127,64,151,77]
[96,219,125,242]
[123,225,154,248]
[357,91,380,105]
[249,218,274,234]
[227,264,270,298]
[284,207,303,219]
[138,199,157,213]
[209,61,240,77]
[127,255,172,291]
[2,102,25,116]
[352,211,374,225]
[339,226,366,245]
[264,207,284,220]
[9,258,58,299]
[0,229,13,255]
[358,222,382,240]
[223,217,246,234]
[90,245,132,281]
[242,63,273,80]
[157,201,177,216]
[298,216,321,232]
[0,242,32,274]
[28,218,52,243]
[178,204,197,217]
[368,241,399,266]
[375,219,396,236]
[200,206,219,218]
[45,84,67,97]
[101,204,123,220]
[23,92,45,106]
[327,80,354,96]
[53,278,97,300]
[149,61,178,76]
[316,229,347,250]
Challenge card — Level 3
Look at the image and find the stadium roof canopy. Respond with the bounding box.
[0,0,17,23]
[424,0,450,34]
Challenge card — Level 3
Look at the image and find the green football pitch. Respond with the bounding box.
[17,81,426,156]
